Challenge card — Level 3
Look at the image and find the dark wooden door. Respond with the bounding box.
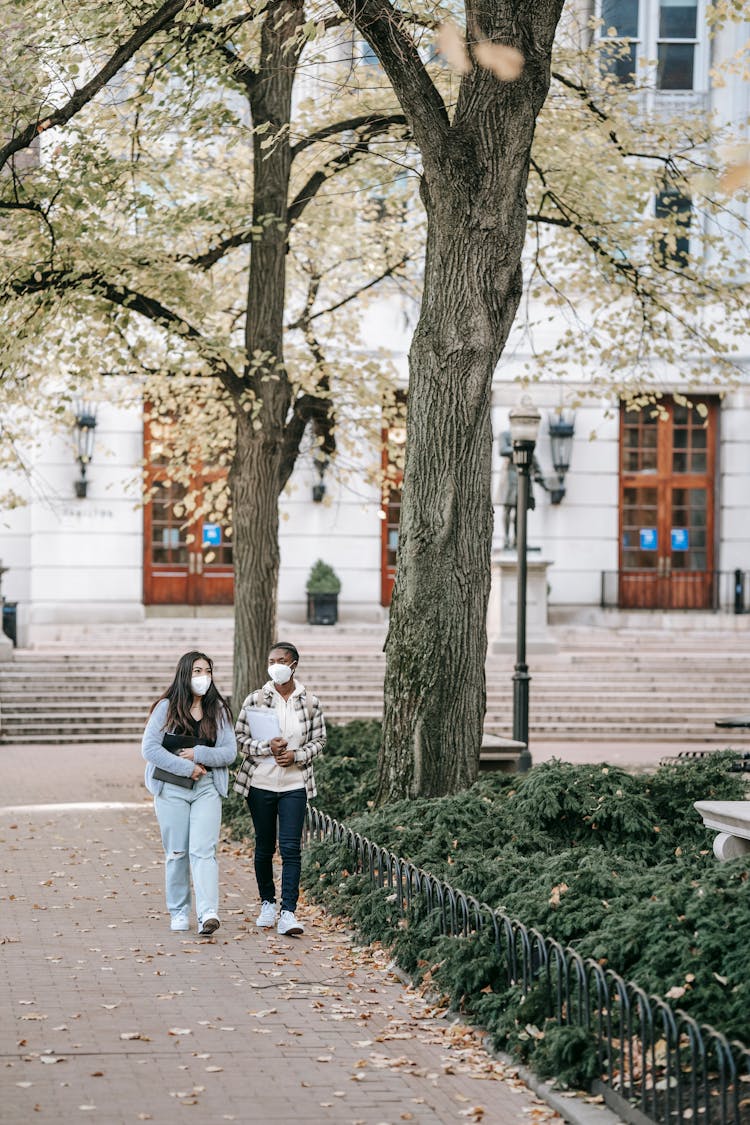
[619,397,717,609]
[381,482,401,606]
[143,418,233,607]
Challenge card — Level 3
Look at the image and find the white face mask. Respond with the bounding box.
[191,674,211,697]
[267,663,294,685]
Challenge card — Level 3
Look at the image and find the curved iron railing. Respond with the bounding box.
[306,806,750,1125]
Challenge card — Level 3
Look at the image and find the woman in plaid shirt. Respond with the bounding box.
[234,642,326,936]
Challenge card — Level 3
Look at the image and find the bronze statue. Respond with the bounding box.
[498,430,547,549]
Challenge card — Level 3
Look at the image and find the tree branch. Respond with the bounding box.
[333,0,449,153]
[526,211,572,228]
[0,198,57,260]
[288,121,398,225]
[187,13,259,91]
[0,0,227,173]
[188,118,409,270]
[187,229,257,270]
[285,253,410,330]
[279,388,333,490]
[290,113,407,158]
[551,69,695,171]
[280,274,335,489]
[6,267,244,396]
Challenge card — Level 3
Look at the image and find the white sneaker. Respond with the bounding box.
[277,910,304,936]
[256,901,278,928]
[198,915,220,936]
[170,912,190,932]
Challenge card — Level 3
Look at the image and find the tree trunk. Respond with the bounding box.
[376,2,564,801]
[379,194,521,800]
[230,412,283,707]
[231,0,303,709]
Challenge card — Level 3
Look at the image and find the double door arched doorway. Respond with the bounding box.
[143,417,233,606]
[619,396,718,609]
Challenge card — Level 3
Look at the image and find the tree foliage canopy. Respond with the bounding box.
[0,0,418,511]
[3,1,749,492]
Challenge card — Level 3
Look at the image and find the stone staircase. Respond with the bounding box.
[1,620,749,745]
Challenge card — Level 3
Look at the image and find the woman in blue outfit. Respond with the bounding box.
[142,651,236,936]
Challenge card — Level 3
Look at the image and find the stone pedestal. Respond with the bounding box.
[488,550,556,653]
[694,800,750,861]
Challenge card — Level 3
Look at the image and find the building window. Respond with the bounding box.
[599,0,701,91]
[359,40,379,66]
[657,0,698,89]
[655,186,691,266]
[601,0,640,83]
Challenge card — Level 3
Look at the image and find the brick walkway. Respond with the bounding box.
[0,768,575,1125]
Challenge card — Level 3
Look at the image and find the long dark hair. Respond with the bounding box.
[152,651,232,742]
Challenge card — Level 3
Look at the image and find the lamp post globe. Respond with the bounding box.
[508,396,542,450]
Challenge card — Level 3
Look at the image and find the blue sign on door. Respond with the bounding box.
[640,528,658,551]
[671,527,689,551]
[202,523,221,547]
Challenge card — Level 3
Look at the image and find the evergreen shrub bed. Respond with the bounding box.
[295,722,750,1084]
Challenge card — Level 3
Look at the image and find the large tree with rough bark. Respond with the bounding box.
[326,0,568,801]
[328,0,750,801]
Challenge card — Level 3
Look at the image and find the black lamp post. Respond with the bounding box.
[509,395,541,772]
[548,411,576,505]
[73,400,97,498]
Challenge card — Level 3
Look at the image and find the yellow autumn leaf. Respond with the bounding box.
[719,162,750,195]
[473,41,524,81]
[437,21,472,76]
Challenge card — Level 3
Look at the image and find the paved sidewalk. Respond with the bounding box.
[0,767,581,1125]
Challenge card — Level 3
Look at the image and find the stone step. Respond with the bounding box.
[2,690,746,709]
[4,622,750,744]
[0,674,744,692]
[4,726,746,745]
[3,701,746,720]
[3,700,746,725]
[3,664,747,683]
[4,703,745,721]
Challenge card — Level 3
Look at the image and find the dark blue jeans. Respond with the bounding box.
[247,786,307,913]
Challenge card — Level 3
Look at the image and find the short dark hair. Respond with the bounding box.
[269,641,299,663]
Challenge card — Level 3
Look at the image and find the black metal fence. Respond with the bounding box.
[306,807,750,1125]
[600,571,750,613]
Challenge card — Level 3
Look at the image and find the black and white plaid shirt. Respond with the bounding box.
[233,681,326,800]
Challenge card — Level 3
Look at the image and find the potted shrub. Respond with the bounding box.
[306,559,341,625]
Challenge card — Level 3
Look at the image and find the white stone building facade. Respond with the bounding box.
[2,0,750,646]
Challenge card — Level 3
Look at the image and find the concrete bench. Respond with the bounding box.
[479,732,527,774]
[694,800,750,860]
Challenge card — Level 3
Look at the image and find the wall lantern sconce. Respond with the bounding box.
[73,400,97,498]
[547,410,575,505]
[312,454,329,503]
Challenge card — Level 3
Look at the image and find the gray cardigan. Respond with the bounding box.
[141,698,237,797]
